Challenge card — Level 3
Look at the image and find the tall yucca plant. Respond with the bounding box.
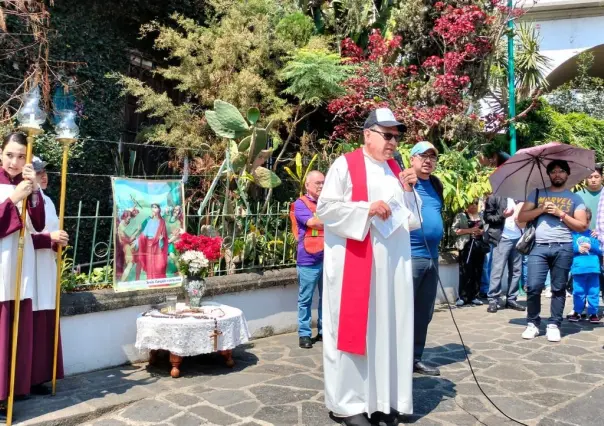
[515,23,551,99]
[487,22,551,113]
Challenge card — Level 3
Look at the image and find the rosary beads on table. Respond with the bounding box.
[142,307,226,320]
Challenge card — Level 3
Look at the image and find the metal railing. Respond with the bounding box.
[61,200,298,290]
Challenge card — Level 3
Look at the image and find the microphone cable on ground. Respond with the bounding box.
[405,175,529,426]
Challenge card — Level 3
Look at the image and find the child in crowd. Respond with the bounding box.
[569,208,601,323]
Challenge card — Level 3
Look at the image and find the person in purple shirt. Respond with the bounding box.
[293,170,325,349]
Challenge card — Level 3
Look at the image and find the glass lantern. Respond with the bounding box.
[55,109,80,140]
[16,86,47,129]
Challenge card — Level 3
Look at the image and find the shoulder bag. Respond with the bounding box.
[515,189,539,255]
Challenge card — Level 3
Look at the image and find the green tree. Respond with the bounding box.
[262,44,352,208]
[115,2,350,211]
[547,52,604,120]
[485,22,551,117]
[516,98,604,162]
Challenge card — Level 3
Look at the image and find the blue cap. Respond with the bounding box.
[410,141,438,157]
[32,156,48,172]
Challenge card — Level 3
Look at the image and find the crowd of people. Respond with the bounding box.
[290,107,601,425]
[452,158,603,341]
[1,105,601,425]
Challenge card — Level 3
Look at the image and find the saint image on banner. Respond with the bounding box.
[111,178,185,292]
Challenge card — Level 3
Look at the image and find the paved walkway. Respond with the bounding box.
[16,297,604,426]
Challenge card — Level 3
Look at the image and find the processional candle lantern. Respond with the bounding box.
[52,107,80,397]
[16,86,47,130]
[8,85,47,426]
[55,109,80,140]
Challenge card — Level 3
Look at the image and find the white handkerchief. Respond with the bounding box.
[371,197,406,239]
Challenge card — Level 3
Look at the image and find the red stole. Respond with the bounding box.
[338,148,402,355]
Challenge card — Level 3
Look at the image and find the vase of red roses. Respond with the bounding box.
[175,233,223,307]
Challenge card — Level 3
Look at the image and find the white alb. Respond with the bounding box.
[316,151,422,417]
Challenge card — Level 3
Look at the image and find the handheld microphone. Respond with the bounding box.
[392,151,405,171]
[393,151,415,189]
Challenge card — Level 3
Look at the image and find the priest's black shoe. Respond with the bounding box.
[299,336,313,349]
[369,410,398,424]
[505,300,526,311]
[413,361,440,376]
[339,413,372,426]
[312,334,322,343]
[31,384,52,395]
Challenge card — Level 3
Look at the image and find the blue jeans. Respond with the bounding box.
[573,273,600,316]
[481,250,492,294]
[522,256,550,288]
[297,264,323,338]
[412,257,439,362]
[527,243,573,327]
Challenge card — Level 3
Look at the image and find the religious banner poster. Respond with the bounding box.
[111,178,186,292]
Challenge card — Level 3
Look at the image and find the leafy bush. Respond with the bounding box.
[516,99,604,162]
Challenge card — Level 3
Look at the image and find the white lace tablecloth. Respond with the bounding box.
[135,302,250,357]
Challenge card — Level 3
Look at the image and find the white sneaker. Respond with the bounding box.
[522,322,540,340]
[546,324,561,342]
[544,288,552,298]
[456,298,465,307]
[471,298,484,305]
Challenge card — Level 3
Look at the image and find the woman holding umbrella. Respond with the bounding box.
[452,200,488,306]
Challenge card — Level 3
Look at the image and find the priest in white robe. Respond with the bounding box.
[317,108,422,426]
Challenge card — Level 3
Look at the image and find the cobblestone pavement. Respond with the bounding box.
[17,297,604,426]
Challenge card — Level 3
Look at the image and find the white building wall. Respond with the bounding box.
[535,15,604,73]
[521,0,604,74]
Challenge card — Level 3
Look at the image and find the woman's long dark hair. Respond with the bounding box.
[2,132,27,149]
[151,203,163,218]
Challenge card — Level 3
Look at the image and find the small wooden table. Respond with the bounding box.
[148,348,235,378]
[135,303,250,378]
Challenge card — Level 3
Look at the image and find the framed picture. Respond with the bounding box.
[111,178,185,292]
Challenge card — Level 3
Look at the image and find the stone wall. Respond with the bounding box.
[60,255,459,375]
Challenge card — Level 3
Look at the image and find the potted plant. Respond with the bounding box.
[175,233,223,307]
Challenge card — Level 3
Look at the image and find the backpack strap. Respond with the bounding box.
[429,175,444,204]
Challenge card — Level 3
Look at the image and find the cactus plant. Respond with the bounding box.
[205,100,282,190]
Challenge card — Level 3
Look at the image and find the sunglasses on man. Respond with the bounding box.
[368,128,403,143]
